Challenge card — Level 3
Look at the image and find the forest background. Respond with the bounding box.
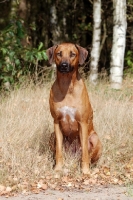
[0,0,133,90]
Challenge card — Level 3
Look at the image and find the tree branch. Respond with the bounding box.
[0,0,10,3]
[88,0,93,4]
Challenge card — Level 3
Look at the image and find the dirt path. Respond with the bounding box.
[0,186,132,200]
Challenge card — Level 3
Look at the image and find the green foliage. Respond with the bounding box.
[0,19,47,89]
[124,51,133,74]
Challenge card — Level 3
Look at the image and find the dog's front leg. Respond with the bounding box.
[79,122,90,174]
[54,121,63,171]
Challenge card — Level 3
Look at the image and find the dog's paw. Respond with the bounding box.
[82,169,90,175]
[54,164,63,172]
[82,164,90,175]
[54,165,63,178]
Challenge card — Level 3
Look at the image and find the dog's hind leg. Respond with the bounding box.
[88,132,102,164]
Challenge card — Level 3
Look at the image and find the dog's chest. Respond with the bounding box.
[58,106,77,122]
[56,106,79,135]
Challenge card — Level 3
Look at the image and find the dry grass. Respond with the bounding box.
[0,78,133,192]
[86,78,133,178]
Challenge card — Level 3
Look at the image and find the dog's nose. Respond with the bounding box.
[61,62,68,68]
[57,62,74,73]
[60,62,69,71]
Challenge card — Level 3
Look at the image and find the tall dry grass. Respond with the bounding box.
[87,79,133,178]
[0,78,133,189]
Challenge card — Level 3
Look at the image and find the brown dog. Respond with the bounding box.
[46,43,102,174]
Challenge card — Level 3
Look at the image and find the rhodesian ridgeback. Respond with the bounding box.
[46,43,102,174]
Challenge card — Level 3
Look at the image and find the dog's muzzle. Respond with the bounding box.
[57,62,74,73]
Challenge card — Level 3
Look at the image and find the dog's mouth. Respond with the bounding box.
[57,63,74,73]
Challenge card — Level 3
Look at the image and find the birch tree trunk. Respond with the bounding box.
[89,0,101,84]
[110,0,127,89]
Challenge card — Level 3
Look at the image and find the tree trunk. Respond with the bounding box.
[110,0,127,89]
[18,0,28,47]
[19,0,27,20]
[50,4,61,45]
[130,28,133,51]
[89,0,101,84]
[29,0,39,46]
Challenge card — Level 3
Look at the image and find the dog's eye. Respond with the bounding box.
[57,52,62,57]
[70,52,76,57]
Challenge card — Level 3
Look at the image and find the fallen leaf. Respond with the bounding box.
[89,178,97,185]
[112,178,119,184]
[0,185,6,192]
[46,175,52,180]
[83,179,90,185]
[62,176,68,182]
[37,183,42,189]
[74,184,79,188]
[6,186,12,192]
[41,184,47,190]
[67,182,72,187]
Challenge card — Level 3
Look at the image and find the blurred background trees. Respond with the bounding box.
[0,0,133,89]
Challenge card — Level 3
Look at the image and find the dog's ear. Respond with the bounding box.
[75,45,88,65]
[46,45,58,64]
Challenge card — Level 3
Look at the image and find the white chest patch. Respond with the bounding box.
[58,106,77,122]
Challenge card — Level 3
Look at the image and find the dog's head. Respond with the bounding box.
[46,43,88,73]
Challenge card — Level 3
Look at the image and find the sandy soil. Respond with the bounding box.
[0,186,133,200]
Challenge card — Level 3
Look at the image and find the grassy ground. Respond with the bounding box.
[0,77,133,195]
